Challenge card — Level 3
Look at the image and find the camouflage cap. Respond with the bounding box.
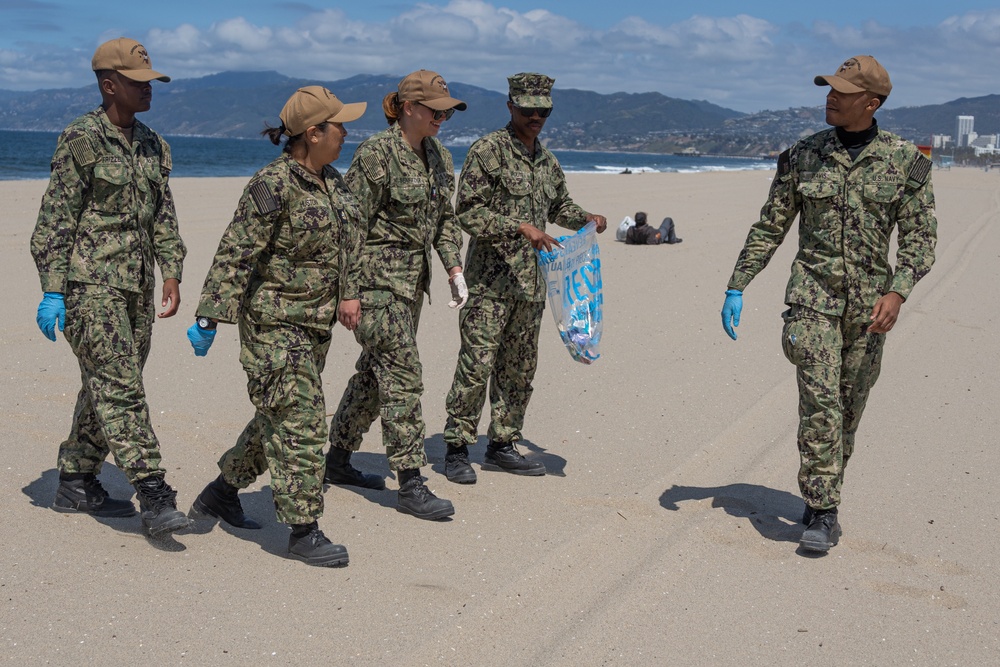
[280,86,366,136]
[508,72,554,109]
[398,70,467,111]
[814,55,892,97]
[92,37,170,83]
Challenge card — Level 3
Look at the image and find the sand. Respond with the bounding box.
[1,167,997,665]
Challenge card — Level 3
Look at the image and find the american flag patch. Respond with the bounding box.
[359,152,385,182]
[481,146,501,174]
[908,155,931,185]
[68,137,96,166]
[249,181,278,214]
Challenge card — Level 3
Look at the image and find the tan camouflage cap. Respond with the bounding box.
[814,55,892,97]
[508,72,554,108]
[280,86,367,136]
[398,70,467,111]
[92,37,170,83]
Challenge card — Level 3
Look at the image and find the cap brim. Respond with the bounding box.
[421,97,467,112]
[329,101,367,123]
[119,68,171,83]
[511,95,553,109]
[814,74,864,94]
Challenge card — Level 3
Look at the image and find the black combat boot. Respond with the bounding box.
[483,440,546,476]
[397,469,454,520]
[189,474,262,529]
[324,447,386,490]
[444,444,476,484]
[287,521,349,567]
[801,505,815,525]
[799,508,841,553]
[134,475,189,538]
[53,472,136,517]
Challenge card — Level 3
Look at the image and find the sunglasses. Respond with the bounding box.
[513,105,553,119]
[417,103,456,121]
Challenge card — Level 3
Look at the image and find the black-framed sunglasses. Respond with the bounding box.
[417,102,456,121]
[513,105,553,119]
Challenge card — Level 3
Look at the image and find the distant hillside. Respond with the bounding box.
[0,70,743,148]
[881,95,1000,141]
[0,71,995,155]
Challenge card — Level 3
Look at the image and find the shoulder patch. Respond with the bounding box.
[160,141,172,172]
[480,144,501,175]
[68,137,96,166]
[776,149,790,177]
[248,181,279,215]
[908,154,931,186]
[358,151,386,183]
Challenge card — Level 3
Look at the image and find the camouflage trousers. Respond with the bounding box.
[330,290,427,471]
[217,317,332,525]
[443,296,545,447]
[781,305,885,510]
[59,282,163,484]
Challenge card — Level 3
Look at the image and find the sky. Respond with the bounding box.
[0,0,997,112]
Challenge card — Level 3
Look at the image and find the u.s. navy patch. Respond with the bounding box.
[68,137,96,166]
[908,154,931,186]
[249,181,278,215]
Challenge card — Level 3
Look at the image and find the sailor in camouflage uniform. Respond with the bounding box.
[186,86,366,567]
[721,56,937,553]
[441,73,608,485]
[30,37,189,539]
[326,70,469,521]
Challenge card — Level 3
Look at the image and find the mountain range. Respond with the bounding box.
[1,71,996,155]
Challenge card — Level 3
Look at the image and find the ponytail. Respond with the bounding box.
[382,92,401,126]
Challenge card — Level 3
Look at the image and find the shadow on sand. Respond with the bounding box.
[658,482,822,551]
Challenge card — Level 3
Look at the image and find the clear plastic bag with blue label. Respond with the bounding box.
[537,221,603,364]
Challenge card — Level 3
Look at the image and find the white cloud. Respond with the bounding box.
[213,18,273,52]
[0,3,998,113]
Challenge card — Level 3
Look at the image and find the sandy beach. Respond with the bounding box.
[2,167,997,665]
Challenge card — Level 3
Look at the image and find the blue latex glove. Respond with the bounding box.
[36,292,66,341]
[722,289,743,340]
[187,323,216,357]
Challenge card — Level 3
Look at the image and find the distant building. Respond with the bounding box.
[970,134,1000,156]
[932,134,952,149]
[956,115,974,147]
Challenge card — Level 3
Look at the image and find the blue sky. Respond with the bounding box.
[1,1,997,112]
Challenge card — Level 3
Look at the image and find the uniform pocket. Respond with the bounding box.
[240,344,290,414]
[502,171,532,196]
[390,181,425,205]
[286,197,333,258]
[797,178,838,201]
[781,306,836,367]
[92,162,131,213]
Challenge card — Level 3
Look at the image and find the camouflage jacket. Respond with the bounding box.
[344,123,462,303]
[30,107,185,294]
[457,123,588,302]
[195,154,363,331]
[727,126,937,315]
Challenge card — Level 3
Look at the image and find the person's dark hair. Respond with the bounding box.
[382,92,401,126]
[261,121,329,153]
[94,69,114,83]
[874,93,888,109]
[635,211,647,225]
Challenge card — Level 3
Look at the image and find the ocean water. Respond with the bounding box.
[0,129,772,180]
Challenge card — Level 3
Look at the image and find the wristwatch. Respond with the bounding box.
[196,316,217,331]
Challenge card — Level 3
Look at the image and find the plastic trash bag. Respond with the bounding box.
[615,215,635,242]
[537,221,603,364]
